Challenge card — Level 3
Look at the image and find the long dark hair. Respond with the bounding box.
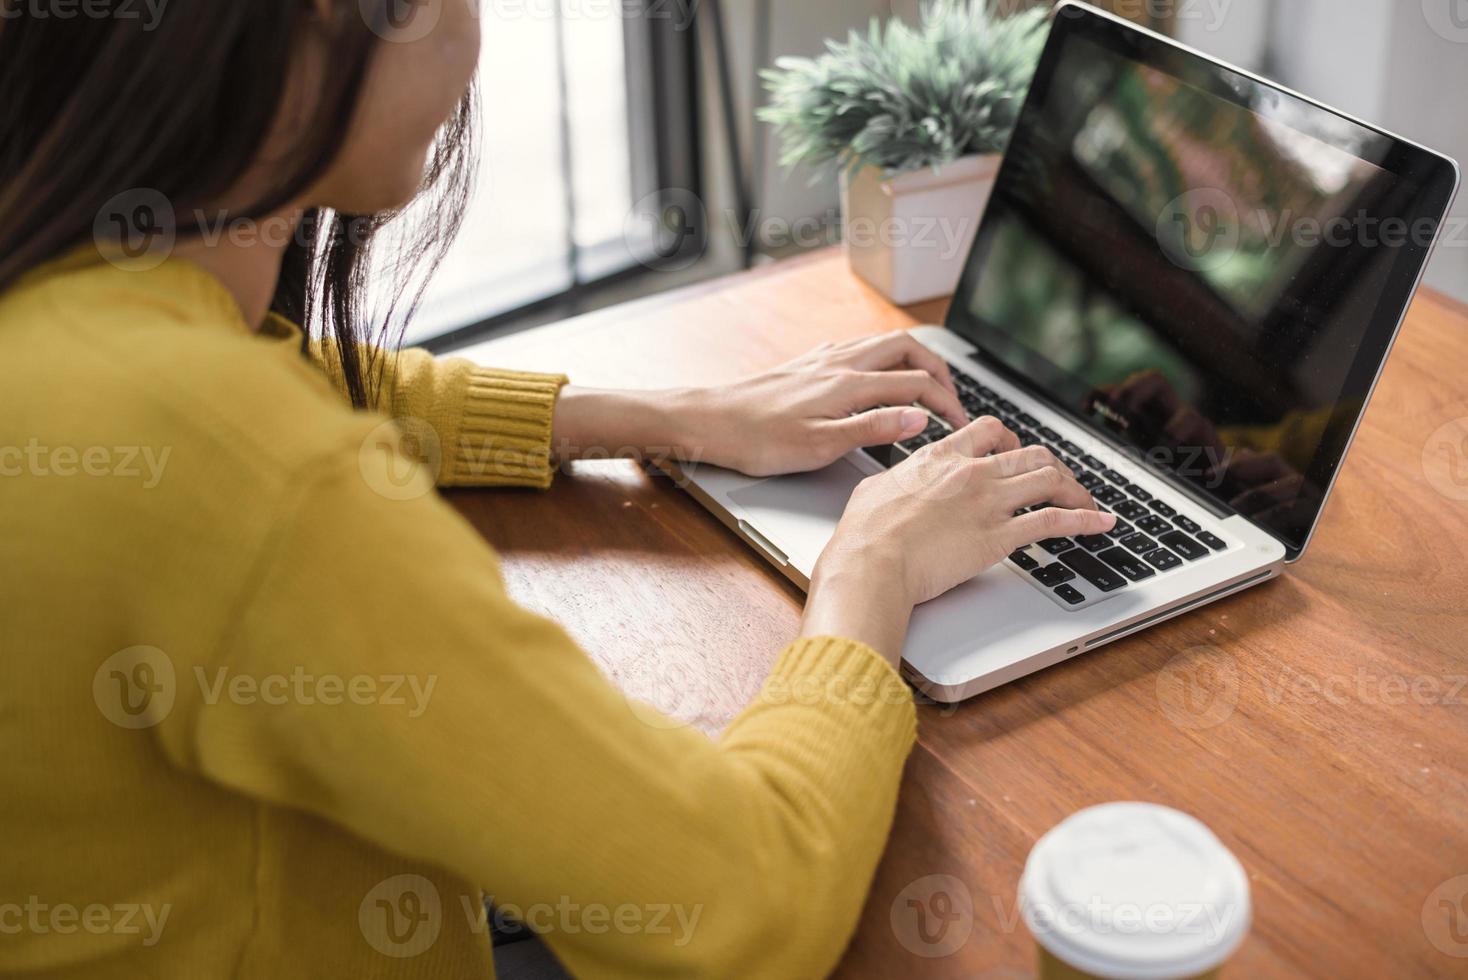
[0,1,475,408]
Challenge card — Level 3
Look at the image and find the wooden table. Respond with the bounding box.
[451,250,1468,978]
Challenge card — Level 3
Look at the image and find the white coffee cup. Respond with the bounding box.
[1019,802,1251,980]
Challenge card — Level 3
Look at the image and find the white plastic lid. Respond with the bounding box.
[1018,803,1251,980]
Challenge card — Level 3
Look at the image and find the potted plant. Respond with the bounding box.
[759,1,1049,305]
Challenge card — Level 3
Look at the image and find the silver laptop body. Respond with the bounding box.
[677,2,1459,702]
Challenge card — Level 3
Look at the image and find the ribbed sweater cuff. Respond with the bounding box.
[444,367,569,489]
[757,637,918,749]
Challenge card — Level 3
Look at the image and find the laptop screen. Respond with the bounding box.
[946,4,1458,558]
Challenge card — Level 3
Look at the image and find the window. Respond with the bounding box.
[400,1,700,347]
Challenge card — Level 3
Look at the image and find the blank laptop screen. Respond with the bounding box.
[946,5,1458,557]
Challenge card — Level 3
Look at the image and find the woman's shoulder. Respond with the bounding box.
[0,254,379,492]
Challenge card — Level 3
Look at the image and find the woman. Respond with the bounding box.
[0,3,1111,977]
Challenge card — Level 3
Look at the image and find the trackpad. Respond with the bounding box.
[726,458,865,569]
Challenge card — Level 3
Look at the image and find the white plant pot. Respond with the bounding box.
[839,153,1002,306]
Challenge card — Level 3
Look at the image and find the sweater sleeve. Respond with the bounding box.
[312,340,568,489]
[161,440,917,979]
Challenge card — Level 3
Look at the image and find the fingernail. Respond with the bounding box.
[900,409,929,435]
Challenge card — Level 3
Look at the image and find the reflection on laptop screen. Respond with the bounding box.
[947,8,1456,555]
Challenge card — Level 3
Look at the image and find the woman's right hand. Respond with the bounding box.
[799,416,1117,663]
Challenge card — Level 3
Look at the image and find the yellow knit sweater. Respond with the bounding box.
[0,250,917,979]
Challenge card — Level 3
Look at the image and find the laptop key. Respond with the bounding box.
[1197,531,1228,552]
[1103,468,1129,484]
[1032,564,1077,587]
[1120,532,1158,556]
[1097,547,1157,582]
[1107,519,1134,538]
[1059,440,1082,456]
[1174,515,1201,534]
[1151,500,1178,518]
[965,401,996,419]
[1078,472,1103,490]
[1115,500,1150,521]
[1054,584,1086,606]
[1125,484,1152,501]
[1081,455,1105,471]
[862,445,909,469]
[1009,550,1039,571]
[1094,486,1126,506]
[1058,549,1127,592]
[1077,534,1112,553]
[1145,548,1183,571]
[1039,537,1076,555]
[1159,530,1209,561]
[1017,412,1041,427]
[1136,515,1172,536]
[1038,426,1062,441]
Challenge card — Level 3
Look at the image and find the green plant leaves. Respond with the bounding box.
[758,0,1048,177]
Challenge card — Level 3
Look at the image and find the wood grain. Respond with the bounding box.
[449,249,1468,978]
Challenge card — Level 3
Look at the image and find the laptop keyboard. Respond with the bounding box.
[860,362,1232,610]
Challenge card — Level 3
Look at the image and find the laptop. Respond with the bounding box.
[678,1,1460,703]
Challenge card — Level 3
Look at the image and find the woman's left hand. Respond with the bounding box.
[679,333,969,477]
